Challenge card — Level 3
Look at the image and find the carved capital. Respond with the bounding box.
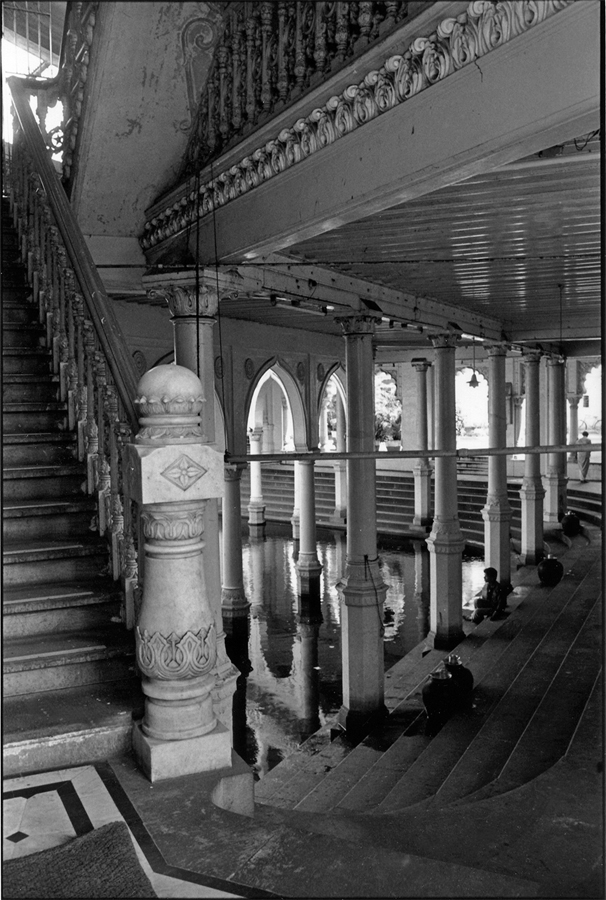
[224,463,246,482]
[136,623,216,680]
[147,282,219,318]
[336,313,380,335]
[430,332,459,350]
[141,503,206,541]
[522,349,543,366]
[411,357,430,373]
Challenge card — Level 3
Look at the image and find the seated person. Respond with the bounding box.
[467,567,506,623]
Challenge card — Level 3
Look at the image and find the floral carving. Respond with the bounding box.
[141,0,572,253]
[160,454,207,491]
[136,623,217,679]
[141,505,205,540]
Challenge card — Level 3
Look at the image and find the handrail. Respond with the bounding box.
[8,74,139,430]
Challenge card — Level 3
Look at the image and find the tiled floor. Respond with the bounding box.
[2,765,241,898]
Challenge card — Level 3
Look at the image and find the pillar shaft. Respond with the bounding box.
[336,315,387,733]
[222,464,249,615]
[567,395,581,461]
[297,459,322,594]
[411,359,432,530]
[482,345,512,589]
[544,358,568,523]
[331,393,347,522]
[519,352,545,564]
[248,428,265,526]
[426,334,464,650]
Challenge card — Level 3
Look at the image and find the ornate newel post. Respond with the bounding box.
[296,458,322,596]
[482,344,512,592]
[222,463,249,617]
[128,365,231,781]
[519,350,545,565]
[426,334,465,650]
[544,357,568,524]
[336,314,387,735]
[411,358,432,531]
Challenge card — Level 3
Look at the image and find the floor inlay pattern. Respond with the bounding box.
[2,765,241,898]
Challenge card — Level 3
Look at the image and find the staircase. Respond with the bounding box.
[2,196,142,776]
[253,525,602,870]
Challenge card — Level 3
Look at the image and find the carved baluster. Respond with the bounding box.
[357,1,373,44]
[56,246,70,401]
[335,1,351,60]
[260,1,275,111]
[370,2,385,40]
[384,1,400,28]
[25,172,38,285]
[206,69,218,154]
[216,38,231,149]
[313,2,328,76]
[121,494,139,630]
[95,352,110,535]
[245,8,260,125]
[276,1,295,103]
[230,10,244,132]
[83,321,99,493]
[294,1,315,94]
[73,294,87,459]
[106,385,124,578]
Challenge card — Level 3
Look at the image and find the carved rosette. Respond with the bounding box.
[141,0,573,252]
[136,623,217,680]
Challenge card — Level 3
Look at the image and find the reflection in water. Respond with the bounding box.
[227,523,485,779]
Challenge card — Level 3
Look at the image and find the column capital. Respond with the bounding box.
[547,355,566,368]
[144,271,219,318]
[522,349,543,365]
[567,393,583,407]
[430,332,459,350]
[484,342,508,358]
[224,462,246,481]
[335,313,380,335]
[411,357,431,373]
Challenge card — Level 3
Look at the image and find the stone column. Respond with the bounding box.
[248,427,265,528]
[427,363,436,450]
[331,392,347,524]
[128,365,231,781]
[336,314,387,736]
[295,599,323,741]
[221,464,249,617]
[411,358,432,531]
[291,459,301,539]
[412,539,430,642]
[519,351,545,564]
[544,357,567,524]
[153,275,238,739]
[482,344,512,592]
[567,394,582,461]
[426,334,465,650]
[296,459,322,596]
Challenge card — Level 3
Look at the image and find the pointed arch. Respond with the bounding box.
[244,357,308,452]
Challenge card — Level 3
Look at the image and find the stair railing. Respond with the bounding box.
[5,78,141,629]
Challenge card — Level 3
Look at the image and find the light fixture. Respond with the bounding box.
[468,340,479,388]
[270,297,327,317]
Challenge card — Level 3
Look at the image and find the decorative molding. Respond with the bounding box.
[317,362,325,382]
[135,393,204,417]
[136,424,203,443]
[214,355,224,378]
[244,357,255,379]
[133,350,147,375]
[141,504,205,540]
[147,282,219,317]
[136,623,217,679]
[336,313,379,335]
[160,454,208,491]
[296,361,306,382]
[141,0,572,252]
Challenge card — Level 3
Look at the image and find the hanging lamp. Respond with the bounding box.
[468,340,479,388]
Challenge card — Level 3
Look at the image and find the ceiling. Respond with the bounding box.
[216,131,601,358]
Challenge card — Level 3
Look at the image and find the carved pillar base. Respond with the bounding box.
[519,478,545,565]
[544,472,568,524]
[296,555,322,598]
[426,518,465,650]
[482,496,513,590]
[247,501,266,526]
[337,558,387,733]
[412,462,432,530]
[133,719,231,783]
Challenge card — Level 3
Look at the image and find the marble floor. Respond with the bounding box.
[2,764,242,898]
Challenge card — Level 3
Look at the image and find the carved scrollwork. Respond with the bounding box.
[141,0,573,253]
[136,622,217,679]
[140,504,205,540]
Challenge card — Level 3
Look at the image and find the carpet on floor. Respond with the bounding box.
[2,820,157,898]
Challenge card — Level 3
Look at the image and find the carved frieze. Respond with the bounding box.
[140,504,205,541]
[136,623,217,679]
[141,0,573,252]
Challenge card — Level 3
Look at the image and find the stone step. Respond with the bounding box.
[373,548,599,814]
[3,496,96,541]
[3,580,123,638]
[3,404,68,433]
[2,537,109,586]
[3,626,136,696]
[3,375,60,403]
[2,432,78,466]
[3,465,86,500]
[2,677,144,777]
[2,323,46,348]
[2,348,52,375]
[2,302,39,324]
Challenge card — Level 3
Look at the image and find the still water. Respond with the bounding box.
[224,523,486,779]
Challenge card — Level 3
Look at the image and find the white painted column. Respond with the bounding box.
[427,364,436,450]
[221,464,249,617]
[337,315,387,735]
[296,459,322,595]
[248,427,265,527]
[544,357,568,524]
[482,344,512,592]
[519,351,545,564]
[411,358,432,531]
[412,539,430,643]
[567,394,582,461]
[291,460,301,539]
[331,391,347,524]
[426,334,465,651]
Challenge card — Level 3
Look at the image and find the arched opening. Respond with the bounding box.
[246,361,307,453]
[318,368,346,451]
[374,369,402,449]
[455,367,488,449]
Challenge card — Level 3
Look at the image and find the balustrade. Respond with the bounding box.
[182,0,411,174]
[6,76,140,629]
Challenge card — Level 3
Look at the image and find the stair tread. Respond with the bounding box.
[3,538,107,563]
[4,497,93,513]
[3,626,134,664]
[2,678,144,742]
[3,432,76,444]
